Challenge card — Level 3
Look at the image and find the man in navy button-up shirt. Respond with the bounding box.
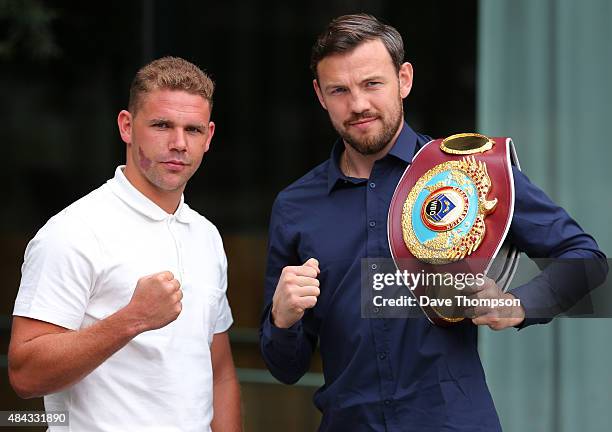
[260,14,606,432]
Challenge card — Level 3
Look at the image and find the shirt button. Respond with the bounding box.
[379,352,387,360]
[369,182,376,189]
[373,307,380,314]
[384,399,392,406]
[369,220,376,228]
[371,264,377,270]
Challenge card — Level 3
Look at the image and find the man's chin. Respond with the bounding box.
[344,135,388,155]
[147,176,188,193]
[342,121,402,155]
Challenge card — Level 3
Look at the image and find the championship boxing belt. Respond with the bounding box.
[387,133,521,326]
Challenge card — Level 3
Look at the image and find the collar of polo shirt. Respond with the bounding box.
[108,166,195,224]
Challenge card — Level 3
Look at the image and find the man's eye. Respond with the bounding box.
[153,122,169,129]
[331,88,346,95]
[186,127,202,134]
[367,81,382,87]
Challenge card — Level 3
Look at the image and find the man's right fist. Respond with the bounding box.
[271,258,320,329]
[127,271,183,332]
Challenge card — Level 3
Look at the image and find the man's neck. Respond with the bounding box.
[342,122,404,179]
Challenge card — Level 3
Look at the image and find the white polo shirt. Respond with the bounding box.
[14,166,233,432]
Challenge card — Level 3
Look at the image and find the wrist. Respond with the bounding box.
[503,292,525,325]
[270,306,292,329]
[112,305,148,338]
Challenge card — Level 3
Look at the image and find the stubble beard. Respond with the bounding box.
[335,97,404,156]
[144,166,188,192]
[136,145,196,193]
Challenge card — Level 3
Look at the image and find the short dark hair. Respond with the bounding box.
[310,14,404,79]
[128,56,215,115]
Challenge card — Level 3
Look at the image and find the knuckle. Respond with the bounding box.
[138,274,153,284]
[304,267,316,278]
[280,285,293,298]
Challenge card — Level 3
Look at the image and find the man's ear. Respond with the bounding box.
[313,79,328,110]
[204,121,215,153]
[117,110,133,145]
[398,62,414,99]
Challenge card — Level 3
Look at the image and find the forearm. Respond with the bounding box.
[9,308,143,398]
[510,255,608,326]
[211,371,242,432]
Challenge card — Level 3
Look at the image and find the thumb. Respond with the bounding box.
[304,258,320,274]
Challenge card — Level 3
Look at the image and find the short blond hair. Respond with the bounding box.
[128,56,215,114]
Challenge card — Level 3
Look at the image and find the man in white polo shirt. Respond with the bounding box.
[8,57,241,431]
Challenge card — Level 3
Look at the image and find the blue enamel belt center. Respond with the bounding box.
[412,170,478,245]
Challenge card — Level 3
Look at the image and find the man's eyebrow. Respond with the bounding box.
[323,75,386,92]
[148,119,205,126]
[323,82,345,92]
[148,118,172,125]
[360,75,385,83]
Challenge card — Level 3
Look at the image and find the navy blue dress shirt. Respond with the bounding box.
[260,122,606,432]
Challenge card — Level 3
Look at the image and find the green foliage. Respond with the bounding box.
[0,0,60,60]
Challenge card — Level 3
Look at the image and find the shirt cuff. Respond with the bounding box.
[262,308,303,341]
[509,283,553,329]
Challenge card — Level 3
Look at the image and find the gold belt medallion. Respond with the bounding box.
[401,134,498,264]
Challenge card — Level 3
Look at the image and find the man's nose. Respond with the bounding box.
[169,129,187,151]
[349,89,372,114]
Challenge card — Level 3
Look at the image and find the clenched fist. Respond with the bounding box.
[126,271,183,332]
[271,258,320,329]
